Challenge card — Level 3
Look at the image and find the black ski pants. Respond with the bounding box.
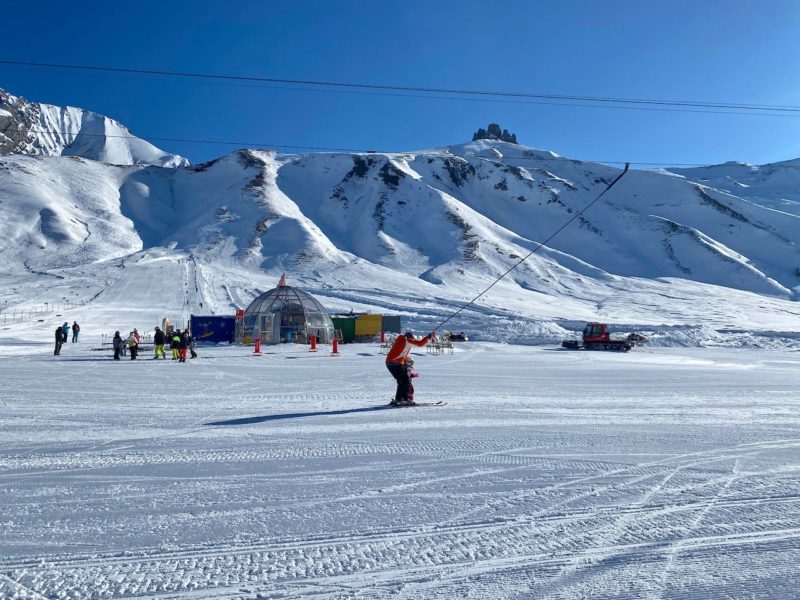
[386,362,409,402]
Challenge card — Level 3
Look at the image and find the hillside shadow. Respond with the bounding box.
[205,405,392,426]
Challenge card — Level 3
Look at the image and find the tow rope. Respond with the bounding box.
[433,162,630,333]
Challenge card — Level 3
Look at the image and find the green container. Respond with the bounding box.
[332,317,357,343]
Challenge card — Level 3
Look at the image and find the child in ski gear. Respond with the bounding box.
[126,332,139,360]
[54,326,64,356]
[386,330,432,405]
[171,329,181,360]
[405,358,420,403]
[178,330,191,362]
[153,326,166,359]
[71,321,80,342]
[112,331,124,360]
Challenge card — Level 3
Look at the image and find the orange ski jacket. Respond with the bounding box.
[386,334,431,364]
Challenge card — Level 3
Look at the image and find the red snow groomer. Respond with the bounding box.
[561,322,647,352]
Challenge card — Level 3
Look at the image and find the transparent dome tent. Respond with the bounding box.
[236,278,336,345]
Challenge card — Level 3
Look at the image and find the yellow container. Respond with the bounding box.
[355,314,382,336]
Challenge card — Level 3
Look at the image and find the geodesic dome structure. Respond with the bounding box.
[236,284,336,345]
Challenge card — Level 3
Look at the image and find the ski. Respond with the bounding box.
[388,400,447,407]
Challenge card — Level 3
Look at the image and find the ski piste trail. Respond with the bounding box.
[2,338,800,599]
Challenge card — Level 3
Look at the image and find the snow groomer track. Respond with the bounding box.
[2,343,800,598]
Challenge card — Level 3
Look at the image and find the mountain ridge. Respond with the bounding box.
[1,89,800,341]
[0,88,188,167]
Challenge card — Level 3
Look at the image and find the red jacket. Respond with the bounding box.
[386,334,430,364]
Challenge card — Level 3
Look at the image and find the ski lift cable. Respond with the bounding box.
[3,66,798,119]
[431,163,630,334]
[3,59,800,114]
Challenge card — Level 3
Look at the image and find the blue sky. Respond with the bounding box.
[1,1,799,165]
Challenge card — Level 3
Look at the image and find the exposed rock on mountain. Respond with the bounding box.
[472,123,518,144]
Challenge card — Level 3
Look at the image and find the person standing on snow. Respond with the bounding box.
[61,322,69,344]
[153,326,166,359]
[71,321,80,343]
[405,357,421,403]
[385,330,432,405]
[178,329,191,363]
[54,325,64,356]
[112,331,124,360]
[126,331,139,360]
[170,329,181,360]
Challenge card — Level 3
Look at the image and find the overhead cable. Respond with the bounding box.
[2,59,800,115]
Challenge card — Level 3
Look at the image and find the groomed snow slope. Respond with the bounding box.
[1,342,799,598]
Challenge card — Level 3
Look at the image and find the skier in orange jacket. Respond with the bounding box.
[386,330,432,405]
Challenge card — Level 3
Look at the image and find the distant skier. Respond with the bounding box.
[386,330,432,405]
[153,326,166,359]
[54,325,64,356]
[171,329,181,360]
[112,331,124,360]
[126,331,139,360]
[61,322,69,343]
[71,321,80,343]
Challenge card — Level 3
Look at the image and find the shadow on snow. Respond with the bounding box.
[205,405,392,426]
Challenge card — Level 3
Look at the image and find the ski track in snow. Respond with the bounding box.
[1,343,800,598]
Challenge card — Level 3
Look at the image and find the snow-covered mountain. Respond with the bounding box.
[668,159,800,216]
[2,89,800,344]
[0,88,188,167]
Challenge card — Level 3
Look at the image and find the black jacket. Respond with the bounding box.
[179,333,191,349]
[154,330,165,345]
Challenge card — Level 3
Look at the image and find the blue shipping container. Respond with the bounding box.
[189,315,236,344]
